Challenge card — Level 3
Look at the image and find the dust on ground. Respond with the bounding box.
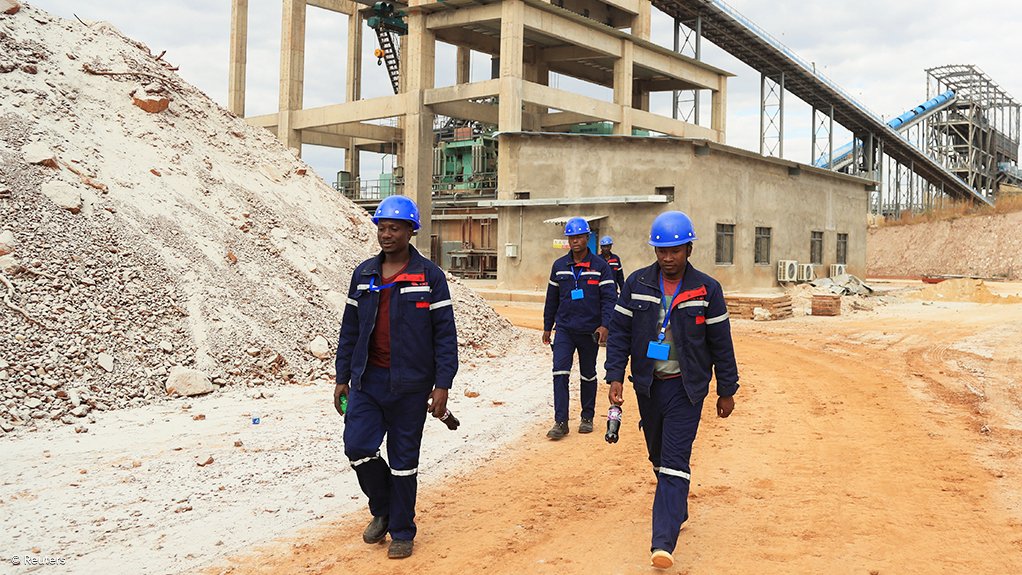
[912,278,1022,304]
[206,287,1022,574]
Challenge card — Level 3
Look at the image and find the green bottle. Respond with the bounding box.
[339,394,348,415]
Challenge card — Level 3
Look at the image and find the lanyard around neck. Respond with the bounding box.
[367,276,396,293]
[570,259,586,289]
[657,272,684,342]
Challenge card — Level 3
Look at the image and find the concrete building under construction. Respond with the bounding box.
[227,0,888,292]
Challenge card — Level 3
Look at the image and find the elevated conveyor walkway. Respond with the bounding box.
[652,0,992,206]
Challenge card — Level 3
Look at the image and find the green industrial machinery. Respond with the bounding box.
[432,133,498,194]
[569,121,651,137]
[366,2,406,34]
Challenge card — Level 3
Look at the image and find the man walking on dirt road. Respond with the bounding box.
[542,217,617,439]
[599,235,625,292]
[604,211,739,570]
[333,195,459,560]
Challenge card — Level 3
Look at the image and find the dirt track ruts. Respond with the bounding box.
[211,297,1022,575]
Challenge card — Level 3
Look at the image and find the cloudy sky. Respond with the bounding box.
[31,0,1022,184]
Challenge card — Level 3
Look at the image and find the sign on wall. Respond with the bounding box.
[552,239,569,249]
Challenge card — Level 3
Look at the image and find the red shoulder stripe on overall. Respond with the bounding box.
[392,273,426,283]
[671,285,708,308]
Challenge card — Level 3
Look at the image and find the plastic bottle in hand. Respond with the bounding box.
[605,405,622,443]
[439,409,460,431]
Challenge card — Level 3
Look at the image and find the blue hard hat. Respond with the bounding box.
[372,196,421,230]
[648,211,697,247]
[563,217,591,236]
[599,235,613,246]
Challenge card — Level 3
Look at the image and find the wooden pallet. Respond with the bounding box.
[811,294,842,316]
[725,294,793,320]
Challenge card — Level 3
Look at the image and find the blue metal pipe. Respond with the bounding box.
[816,90,955,167]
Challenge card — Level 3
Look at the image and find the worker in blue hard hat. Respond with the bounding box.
[542,216,618,439]
[603,210,739,570]
[334,195,459,560]
[599,235,625,292]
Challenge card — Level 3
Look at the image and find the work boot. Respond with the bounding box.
[650,549,674,569]
[578,418,594,434]
[388,539,414,559]
[546,421,569,440]
[362,515,389,544]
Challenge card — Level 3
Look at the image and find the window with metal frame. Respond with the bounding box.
[810,231,824,265]
[754,227,771,265]
[716,223,735,265]
[836,233,848,265]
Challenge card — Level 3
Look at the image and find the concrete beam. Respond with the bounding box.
[523,4,622,58]
[426,3,502,29]
[547,61,613,88]
[540,111,602,128]
[603,0,640,16]
[542,46,600,62]
[633,45,719,90]
[434,28,501,56]
[430,101,499,126]
[307,0,356,14]
[480,195,669,207]
[302,131,352,148]
[292,95,407,128]
[307,122,403,142]
[228,0,248,117]
[630,108,714,139]
[521,81,622,124]
[424,79,501,105]
[641,78,705,92]
[245,114,278,128]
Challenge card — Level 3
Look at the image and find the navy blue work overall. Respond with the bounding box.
[336,246,458,542]
[543,251,617,423]
[605,261,739,554]
[343,365,430,541]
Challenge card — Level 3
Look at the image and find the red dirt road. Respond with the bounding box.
[210,296,1022,574]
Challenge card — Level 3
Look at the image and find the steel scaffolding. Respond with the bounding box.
[926,65,1021,199]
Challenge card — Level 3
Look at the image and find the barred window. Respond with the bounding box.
[810,231,824,265]
[836,233,848,265]
[715,224,735,265]
[754,227,771,265]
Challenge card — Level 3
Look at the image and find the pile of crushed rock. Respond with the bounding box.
[0,3,518,435]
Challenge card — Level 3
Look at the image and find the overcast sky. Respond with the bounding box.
[30,0,1022,185]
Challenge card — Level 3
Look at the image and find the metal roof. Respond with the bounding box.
[543,215,608,225]
[651,0,991,205]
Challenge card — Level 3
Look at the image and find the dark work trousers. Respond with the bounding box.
[635,376,704,554]
[343,364,431,542]
[551,329,599,423]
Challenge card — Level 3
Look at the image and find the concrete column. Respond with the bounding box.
[346,10,362,102]
[278,0,306,154]
[456,46,471,85]
[404,10,436,259]
[228,0,248,117]
[346,9,363,185]
[522,58,547,131]
[711,75,726,143]
[633,0,651,40]
[613,41,633,135]
[498,0,524,132]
